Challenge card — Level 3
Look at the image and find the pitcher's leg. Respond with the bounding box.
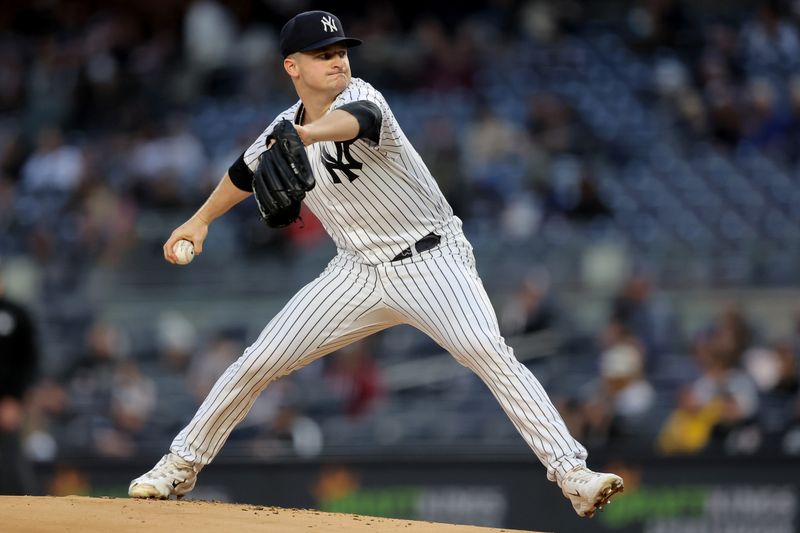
[171,260,393,466]
[383,255,586,482]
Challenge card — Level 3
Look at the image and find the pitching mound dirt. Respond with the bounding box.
[1,496,546,532]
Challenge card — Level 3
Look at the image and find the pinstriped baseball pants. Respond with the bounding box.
[171,225,588,483]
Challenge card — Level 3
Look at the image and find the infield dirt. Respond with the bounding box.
[1,496,547,532]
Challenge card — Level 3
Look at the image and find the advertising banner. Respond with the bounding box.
[38,455,799,533]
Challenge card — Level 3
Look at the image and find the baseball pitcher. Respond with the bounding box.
[128,10,623,518]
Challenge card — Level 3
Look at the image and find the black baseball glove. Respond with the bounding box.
[252,119,315,228]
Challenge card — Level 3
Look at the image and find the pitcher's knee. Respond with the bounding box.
[451,344,507,370]
[451,340,522,375]
[234,346,295,384]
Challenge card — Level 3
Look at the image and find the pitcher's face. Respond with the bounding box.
[285,44,351,95]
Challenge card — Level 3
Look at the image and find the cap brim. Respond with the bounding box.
[298,37,362,53]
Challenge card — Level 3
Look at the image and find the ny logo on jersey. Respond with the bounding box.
[321,15,337,33]
[321,142,362,183]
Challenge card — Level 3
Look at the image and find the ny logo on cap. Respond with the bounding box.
[321,15,337,32]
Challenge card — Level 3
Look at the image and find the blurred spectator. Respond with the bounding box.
[501,270,557,336]
[0,178,17,250]
[785,76,800,160]
[576,321,655,446]
[671,87,708,136]
[72,176,138,266]
[416,115,466,216]
[472,0,523,42]
[741,77,792,151]
[0,42,25,113]
[658,330,759,454]
[739,0,800,76]
[245,392,323,459]
[144,313,199,436]
[782,395,800,455]
[744,341,798,396]
[463,105,531,202]
[155,311,197,369]
[0,132,29,184]
[64,321,126,390]
[520,1,560,44]
[706,82,743,147]
[0,268,39,494]
[526,93,585,156]
[711,304,752,368]
[744,341,799,435]
[349,3,415,89]
[499,192,543,240]
[127,116,207,207]
[412,17,477,91]
[188,328,239,402]
[611,271,674,367]
[19,128,84,193]
[597,342,655,421]
[537,157,612,222]
[60,321,129,453]
[94,362,157,458]
[324,340,384,418]
[184,0,237,75]
[22,379,64,463]
[627,0,691,51]
[556,320,655,447]
[692,341,759,430]
[24,36,79,133]
[564,174,612,221]
[657,384,724,455]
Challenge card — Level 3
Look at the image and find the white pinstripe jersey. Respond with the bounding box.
[243,78,453,264]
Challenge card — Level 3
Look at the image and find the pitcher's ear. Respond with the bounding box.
[284,55,299,78]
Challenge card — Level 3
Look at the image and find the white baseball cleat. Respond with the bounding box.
[128,453,199,499]
[559,466,624,517]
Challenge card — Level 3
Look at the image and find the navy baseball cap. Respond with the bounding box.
[280,11,362,57]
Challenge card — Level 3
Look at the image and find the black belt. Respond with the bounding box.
[391,232,441,262]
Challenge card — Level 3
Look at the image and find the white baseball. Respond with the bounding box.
[172,239,195,265]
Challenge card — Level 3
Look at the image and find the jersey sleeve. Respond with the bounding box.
[332,79,403,155]
[241,103,301,173]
